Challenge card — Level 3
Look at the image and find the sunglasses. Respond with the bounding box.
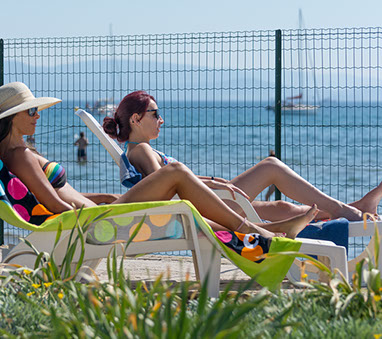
[27,107,39,117]
[146,109,160,120]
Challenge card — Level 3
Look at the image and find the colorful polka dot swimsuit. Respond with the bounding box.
[0,160,56,225]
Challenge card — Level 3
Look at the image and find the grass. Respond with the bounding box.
[1,210,382,338]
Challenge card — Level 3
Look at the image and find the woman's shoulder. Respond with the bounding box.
[3,147,31,172]
[127,143,160,167]
[5,147,47,171]
[3,146,28,165]
[128,142,152,157]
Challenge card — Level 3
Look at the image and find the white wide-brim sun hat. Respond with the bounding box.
[0,82,61,120]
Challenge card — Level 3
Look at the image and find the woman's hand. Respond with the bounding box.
[209,176,229,184]
[81,192,122,204]
[203,178,250,201]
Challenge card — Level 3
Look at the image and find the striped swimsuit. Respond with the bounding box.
[42,161,67,188]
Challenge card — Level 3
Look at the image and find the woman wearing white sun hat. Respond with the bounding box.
[105,90,382,223]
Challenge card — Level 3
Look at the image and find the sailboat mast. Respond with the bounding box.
[297,9,303,101]
[299,9,320,105]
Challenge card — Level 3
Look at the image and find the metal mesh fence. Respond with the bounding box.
[280,27,382,258]
[1,28,382,260]
[1,31,277,246]
[281,27,382,201]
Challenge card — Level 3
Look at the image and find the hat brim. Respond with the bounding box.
[0,97,62,120]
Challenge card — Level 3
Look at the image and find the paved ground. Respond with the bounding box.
[1,246,295,292]
[93,254,295,291]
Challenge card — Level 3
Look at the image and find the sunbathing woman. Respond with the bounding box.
[0,82,317,239]
[103,90,382,222]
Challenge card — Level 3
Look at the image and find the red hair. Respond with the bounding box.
[103,90,156,143]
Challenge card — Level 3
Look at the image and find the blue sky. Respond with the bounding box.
[1,0,381,38]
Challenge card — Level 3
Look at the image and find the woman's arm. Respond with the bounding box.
[5,147,73,213]
[128,143,163,177]
[196,175,250,200]
[199,177,250,200]
[81,192,121,204]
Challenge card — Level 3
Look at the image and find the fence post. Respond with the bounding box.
[0,38,4,245]
[274,30,282,201]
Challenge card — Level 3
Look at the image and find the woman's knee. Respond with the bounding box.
[261,156,283,167]
[164,162,192,179]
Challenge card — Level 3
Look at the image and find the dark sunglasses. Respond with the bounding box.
[146,109,160,119]
[27,107,39,117]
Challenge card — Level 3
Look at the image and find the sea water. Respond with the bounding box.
[4,101,382,260]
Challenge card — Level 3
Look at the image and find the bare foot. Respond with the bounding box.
[281,204,318,239]
[349,181,382,216]
[236,220,276,238]
[259,204,318,239]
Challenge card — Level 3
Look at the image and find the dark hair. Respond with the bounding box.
[0,115,15,144]
[103,90,156,143]
[80,131,85,137]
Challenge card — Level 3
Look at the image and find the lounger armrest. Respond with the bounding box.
[348,220,382,237]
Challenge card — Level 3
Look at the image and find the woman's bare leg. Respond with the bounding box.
[230,157,363,220]
[348,181,382,216]
[237,205,317,239]
[252,188,382,222]
[260,204,318,239]
[251,200,330,221]
[224,193,329,221]
[113,163,311,238]
[113,163,274,237]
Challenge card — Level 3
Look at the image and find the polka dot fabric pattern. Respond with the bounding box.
[0,160,55,225]
[87,213,185,244]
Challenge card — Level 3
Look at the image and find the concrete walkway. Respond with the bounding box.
[93,255,295,291]
[1,247,295,291]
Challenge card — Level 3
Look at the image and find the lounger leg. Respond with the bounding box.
[330,245,348,281]
[191,250,201,281]
[317,255,330,283]
[196,237,221,298]
[287,239,348,284]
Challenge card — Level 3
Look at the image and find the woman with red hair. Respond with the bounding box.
[103,90,382,223]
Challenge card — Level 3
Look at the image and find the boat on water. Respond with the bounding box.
[267,10,321,114]
[86,98,117,117]
[266,94,320,113]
